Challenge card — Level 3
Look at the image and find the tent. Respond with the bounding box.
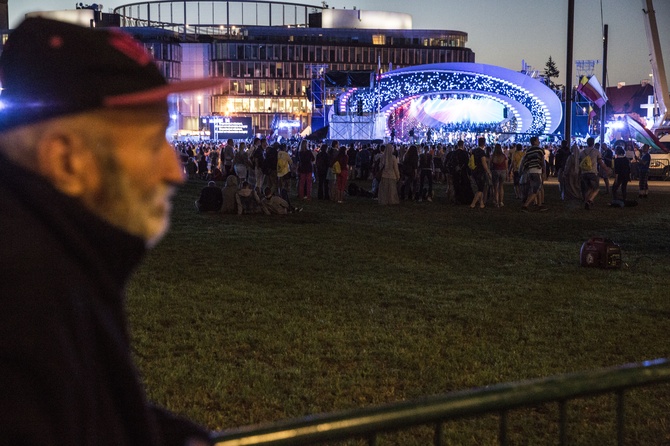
[304,125,329,141]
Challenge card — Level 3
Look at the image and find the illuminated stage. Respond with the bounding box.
[330,63,563,143]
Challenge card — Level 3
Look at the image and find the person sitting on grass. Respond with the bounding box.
[236,181,264,214]
[261,187,302,214]
[195,181,223,212]
[221,174,239,214]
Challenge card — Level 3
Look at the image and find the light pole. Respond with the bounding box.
[197,96,202,140]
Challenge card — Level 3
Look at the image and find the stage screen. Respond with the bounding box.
[410,96,505,127]
[209,116,253,140]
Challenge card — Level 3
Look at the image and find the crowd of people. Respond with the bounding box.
[179,134,654,215]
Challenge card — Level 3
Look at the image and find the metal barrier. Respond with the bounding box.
[212,358,670,446]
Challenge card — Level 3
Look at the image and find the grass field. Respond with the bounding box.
[127,177,670,445]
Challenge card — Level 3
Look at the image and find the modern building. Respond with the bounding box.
[1,1,475,138]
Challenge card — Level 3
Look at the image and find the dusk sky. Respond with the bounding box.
[9,0,670,88]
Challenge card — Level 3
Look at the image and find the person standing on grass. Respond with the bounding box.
[490,143,508,207]
[510,143,525,199]
[636,144,651,199]
[611,147,631,202]
[378,143,400,205]
[600,142,614,194]
[579,137,611,210]
[250,137,265,192]
[264,141,279,195]
[519,136,547,212]
[401,144,418,200]
[469,137,492,209]
[233,141,250,183]
[297,139,315,200]
[0,17,214,445]
[315,143,330,200]
[333,145,349,203]
[452,140,474,205]
[277,144,293,198]
[554,140,571,200]
[222,138,236,178]
[562,143,582,200]
[417,145,434,201]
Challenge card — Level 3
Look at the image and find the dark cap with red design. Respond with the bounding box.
[0,17,222,132]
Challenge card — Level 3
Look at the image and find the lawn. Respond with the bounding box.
[127,178,670,445]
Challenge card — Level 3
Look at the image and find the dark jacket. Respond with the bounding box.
[0,154,210,446]
[198,184,223,212]
[298,149,315,174]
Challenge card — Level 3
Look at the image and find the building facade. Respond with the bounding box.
[114,0,475,137]
[0,1,475,138]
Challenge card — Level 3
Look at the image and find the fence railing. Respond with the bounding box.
[212,358,670,446]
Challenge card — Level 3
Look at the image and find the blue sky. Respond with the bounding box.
[9,0,670,88]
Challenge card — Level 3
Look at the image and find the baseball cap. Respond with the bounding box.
[0,17,223,132]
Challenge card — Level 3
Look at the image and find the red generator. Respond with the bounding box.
[580,237,622,269]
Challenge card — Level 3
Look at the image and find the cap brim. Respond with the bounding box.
[103,78,223,107]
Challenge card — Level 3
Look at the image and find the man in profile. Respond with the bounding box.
[0,17,218,445]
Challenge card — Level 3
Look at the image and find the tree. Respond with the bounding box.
[544,56,561,90]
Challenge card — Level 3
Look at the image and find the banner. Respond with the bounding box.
[577,75,608,108]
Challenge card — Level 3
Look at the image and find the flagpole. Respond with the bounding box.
[565,0,575,140]
[601,24,609,143]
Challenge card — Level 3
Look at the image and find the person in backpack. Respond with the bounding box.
[579,137,611,209]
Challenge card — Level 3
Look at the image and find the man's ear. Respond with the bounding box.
[35,131,101,197]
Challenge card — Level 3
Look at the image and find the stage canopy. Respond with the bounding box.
[340,63,563,137]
